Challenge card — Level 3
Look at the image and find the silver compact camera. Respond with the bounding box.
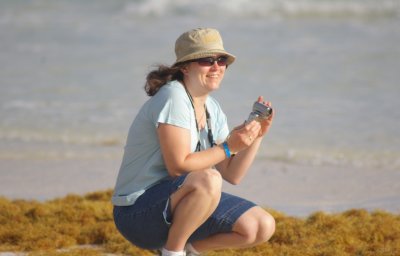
[246,102,273,123]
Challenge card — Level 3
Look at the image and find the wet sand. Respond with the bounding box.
[1,158,399,217]
[224,160,400,216]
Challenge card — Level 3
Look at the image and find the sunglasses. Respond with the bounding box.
[193,56,228,67]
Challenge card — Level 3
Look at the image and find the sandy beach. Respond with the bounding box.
[225,160,400,216]
[1,156,399,217]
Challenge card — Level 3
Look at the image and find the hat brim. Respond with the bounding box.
[174,50,236,66]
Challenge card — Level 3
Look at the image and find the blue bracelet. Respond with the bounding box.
[222,142,231,158]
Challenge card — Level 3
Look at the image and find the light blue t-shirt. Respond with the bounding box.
[112,80,229,206]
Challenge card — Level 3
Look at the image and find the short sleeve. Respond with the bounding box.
[149,81,192,130]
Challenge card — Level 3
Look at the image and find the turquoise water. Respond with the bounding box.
[1,0,400,171]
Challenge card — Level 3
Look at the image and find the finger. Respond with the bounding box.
[249,126,261,141]
[246,123,260,137]
[244,119,257,128]
[257,96,263,103]
[245,132,255,143]
[251,121,261,132]
[249,119,262,129]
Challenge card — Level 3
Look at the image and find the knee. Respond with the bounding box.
[191,169,222,198]
[239,210,275,245]
[256,212,275,243]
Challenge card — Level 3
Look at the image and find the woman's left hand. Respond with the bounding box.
[256,96,274,138]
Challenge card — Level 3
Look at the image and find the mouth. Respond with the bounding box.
[207,74,219,79]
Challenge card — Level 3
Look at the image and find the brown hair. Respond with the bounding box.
[144,63,186,96]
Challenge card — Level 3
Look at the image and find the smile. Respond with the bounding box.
[207,74,219,78]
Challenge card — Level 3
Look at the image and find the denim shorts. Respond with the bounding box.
[113,174,256,250]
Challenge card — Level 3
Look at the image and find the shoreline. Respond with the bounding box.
[224,160,400,216]
[0,158,399,217]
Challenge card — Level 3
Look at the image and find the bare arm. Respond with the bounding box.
[157,123,227,177]
[215,122,263,184]
[216,97,274,184]
[158,96,273,181]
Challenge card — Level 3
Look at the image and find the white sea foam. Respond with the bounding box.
[122,0,400,18]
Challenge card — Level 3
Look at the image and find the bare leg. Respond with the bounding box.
[189,206,275,252]
[164,169,223,251]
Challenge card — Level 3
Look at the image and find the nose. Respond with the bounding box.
[210,61,219,69]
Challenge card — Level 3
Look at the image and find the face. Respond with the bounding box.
[181,55,227,94]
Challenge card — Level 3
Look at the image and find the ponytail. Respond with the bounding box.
[144,63,185,96]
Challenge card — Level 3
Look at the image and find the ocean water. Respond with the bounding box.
[1,0,400,203]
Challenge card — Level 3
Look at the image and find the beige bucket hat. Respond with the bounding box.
[174,28,236,66]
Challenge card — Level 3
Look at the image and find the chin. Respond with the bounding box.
[208,84,221,91]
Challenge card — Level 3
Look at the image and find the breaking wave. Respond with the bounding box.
[122,0,400,18]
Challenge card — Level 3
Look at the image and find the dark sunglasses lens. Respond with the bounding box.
[216,57,228,66]
[197,57,214,66]
[197,56,228,66]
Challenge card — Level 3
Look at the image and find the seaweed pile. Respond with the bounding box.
[1,191,399,255]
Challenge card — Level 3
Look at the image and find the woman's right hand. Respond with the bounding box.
[225,120,262,154]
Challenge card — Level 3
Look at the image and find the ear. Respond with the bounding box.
[180,64,189,75]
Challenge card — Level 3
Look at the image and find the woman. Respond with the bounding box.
[112,28,275,256]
